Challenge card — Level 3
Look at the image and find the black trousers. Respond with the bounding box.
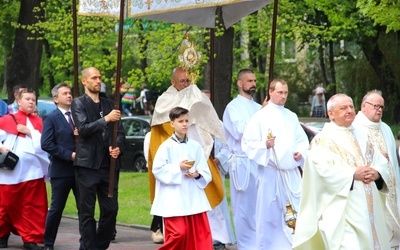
[76,167,118,250]
[44,176,80,246]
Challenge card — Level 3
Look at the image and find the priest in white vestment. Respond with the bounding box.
[353,90,400,249]
[293,93,390,250]
[241,79,309,250]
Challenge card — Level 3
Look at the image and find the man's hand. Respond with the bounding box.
[0,146,9,154]
[180,160,193,171]
[105,110,121,123]
[184,170,201,179]
[109,146,121,159]
[262,96,269,108]
[71,152,76,161]
[213,158,220,166]
[354,166,379,184]
[293,152,302,162]
[266,136,275,149]
[17,124,31,137]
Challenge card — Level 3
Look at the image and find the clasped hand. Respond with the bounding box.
[354,166,379,184]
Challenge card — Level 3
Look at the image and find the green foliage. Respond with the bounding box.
[0,0,19,88]
[3,0,400,124]
[357,0,400,32]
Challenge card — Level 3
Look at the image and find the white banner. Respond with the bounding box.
[79,0,122,17]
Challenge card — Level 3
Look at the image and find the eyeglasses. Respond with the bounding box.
[177,79,191,84]
[365,101,385,110]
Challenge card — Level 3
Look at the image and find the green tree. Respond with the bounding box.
[6,0,45,102]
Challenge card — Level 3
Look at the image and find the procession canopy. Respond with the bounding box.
[129,0,272,28]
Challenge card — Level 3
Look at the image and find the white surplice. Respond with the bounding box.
[207,135,236,244]
[293,122,390,250]
[222,94,261,250]
[241,102,309,250]
[150,136,211,217]
[354,111,400,248]
[0,120,49,184]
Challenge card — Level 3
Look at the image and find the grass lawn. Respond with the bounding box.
[47,172,232,227]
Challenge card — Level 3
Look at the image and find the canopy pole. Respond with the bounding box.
[108,0,125,198]
[210,27,215,105]
[268,0,279,96]
[72,0,79,97]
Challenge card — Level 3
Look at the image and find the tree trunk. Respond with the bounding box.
[43,39,56,92]
[213,27,234,119]
[6,0,44,102]
[360,27,400,123]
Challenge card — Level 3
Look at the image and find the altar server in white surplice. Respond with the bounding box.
[241,78,309,250]
[222,69,266,250]
[353,90,400,249]
[293,93,390,250]
[151,107,213,250]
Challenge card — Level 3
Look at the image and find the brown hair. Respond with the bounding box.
[169,107,189,121]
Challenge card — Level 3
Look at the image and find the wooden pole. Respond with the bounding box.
[268,0,279,97]
[108,0,125,198]
[72,0,79,97]
[210,27,215,105]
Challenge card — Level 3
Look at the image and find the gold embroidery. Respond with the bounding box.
[311,132,380,249]
[368,127,400,232]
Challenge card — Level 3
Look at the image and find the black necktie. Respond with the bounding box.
[65,111,75,130]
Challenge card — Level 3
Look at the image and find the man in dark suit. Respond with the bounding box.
[41,83,79,250]
[71,67,125,250]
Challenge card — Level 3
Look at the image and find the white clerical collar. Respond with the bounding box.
[267,101,285,109]
[327,121,355,131]
[356,111,381,129]
[171,133,188,144]
[237,94,255,103]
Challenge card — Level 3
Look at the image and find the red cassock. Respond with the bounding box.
[0,111,47,243]
[160,212,213,250]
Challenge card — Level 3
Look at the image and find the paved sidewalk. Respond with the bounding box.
[7,216,238,250]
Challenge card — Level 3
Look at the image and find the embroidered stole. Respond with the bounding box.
[311,130,381,249]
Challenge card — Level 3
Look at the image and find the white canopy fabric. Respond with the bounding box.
[129,0,272,28]
[79,0,272,28]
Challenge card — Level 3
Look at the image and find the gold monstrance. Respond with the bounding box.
[178,34,201,84]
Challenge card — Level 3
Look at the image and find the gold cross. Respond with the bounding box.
[145,0,153,10]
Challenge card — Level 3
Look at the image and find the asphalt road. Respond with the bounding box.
[7,216,238,250]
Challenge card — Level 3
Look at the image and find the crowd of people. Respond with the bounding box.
[0,66,399,250]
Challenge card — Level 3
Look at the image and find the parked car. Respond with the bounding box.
[120,116,151,172]
[300,123,318,142]
[300,121,327,142]
[37,99,56,118]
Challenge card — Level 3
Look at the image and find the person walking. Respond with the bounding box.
[139,84,152,116]
[71,67,125,250]
[41,83,80,250]
[0,89,49,250]
[353,90,400,249]
[222,69,266,250]
[148,67,225,245]
[310,86,326,118]
[293,94,390,250]
[120,82,135,117]
[151,107,213,250]
[241,78,309,250]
